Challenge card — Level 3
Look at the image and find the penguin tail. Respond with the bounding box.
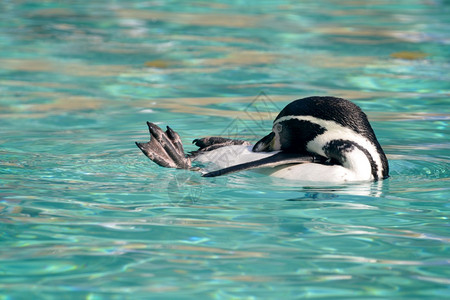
[136,122,191,169]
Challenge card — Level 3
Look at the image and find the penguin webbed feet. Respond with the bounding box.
[136,122,191,169]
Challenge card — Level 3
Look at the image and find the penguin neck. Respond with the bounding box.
[308,139,375,181]
[338,146,374,181]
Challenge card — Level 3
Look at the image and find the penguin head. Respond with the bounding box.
[253,96,389,180]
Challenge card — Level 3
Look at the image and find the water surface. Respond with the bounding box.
[1,1,449,299]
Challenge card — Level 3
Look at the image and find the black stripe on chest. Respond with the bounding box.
[323,139,379,180]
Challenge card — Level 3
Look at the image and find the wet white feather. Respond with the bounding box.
[269,163,361,182]
[194,145,373,182]
[194,145,277,171]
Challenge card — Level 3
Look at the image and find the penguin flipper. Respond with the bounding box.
[189,137,251,157]
[202,152,324,177]
[136,122,191,169]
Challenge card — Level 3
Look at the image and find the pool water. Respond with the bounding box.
[1,1,449,299]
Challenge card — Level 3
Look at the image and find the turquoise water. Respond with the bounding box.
[1,0,449,299]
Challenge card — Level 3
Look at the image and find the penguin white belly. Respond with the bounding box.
[268,163,370,183]
[194,145,373,183]
[194,145,278,171]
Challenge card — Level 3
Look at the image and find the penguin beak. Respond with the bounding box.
[252,132,276,152]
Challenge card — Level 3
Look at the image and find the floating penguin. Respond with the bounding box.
[136,96,389,183]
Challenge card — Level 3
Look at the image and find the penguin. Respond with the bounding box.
[136,96,389,182]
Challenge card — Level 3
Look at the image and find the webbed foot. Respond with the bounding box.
[136,122,191,169]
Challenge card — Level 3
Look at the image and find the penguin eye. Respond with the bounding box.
[274,123,283,133]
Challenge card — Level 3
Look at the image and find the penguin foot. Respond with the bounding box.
[136,122,191,169]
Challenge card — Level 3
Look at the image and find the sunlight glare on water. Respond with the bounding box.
[0,0,449,299]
